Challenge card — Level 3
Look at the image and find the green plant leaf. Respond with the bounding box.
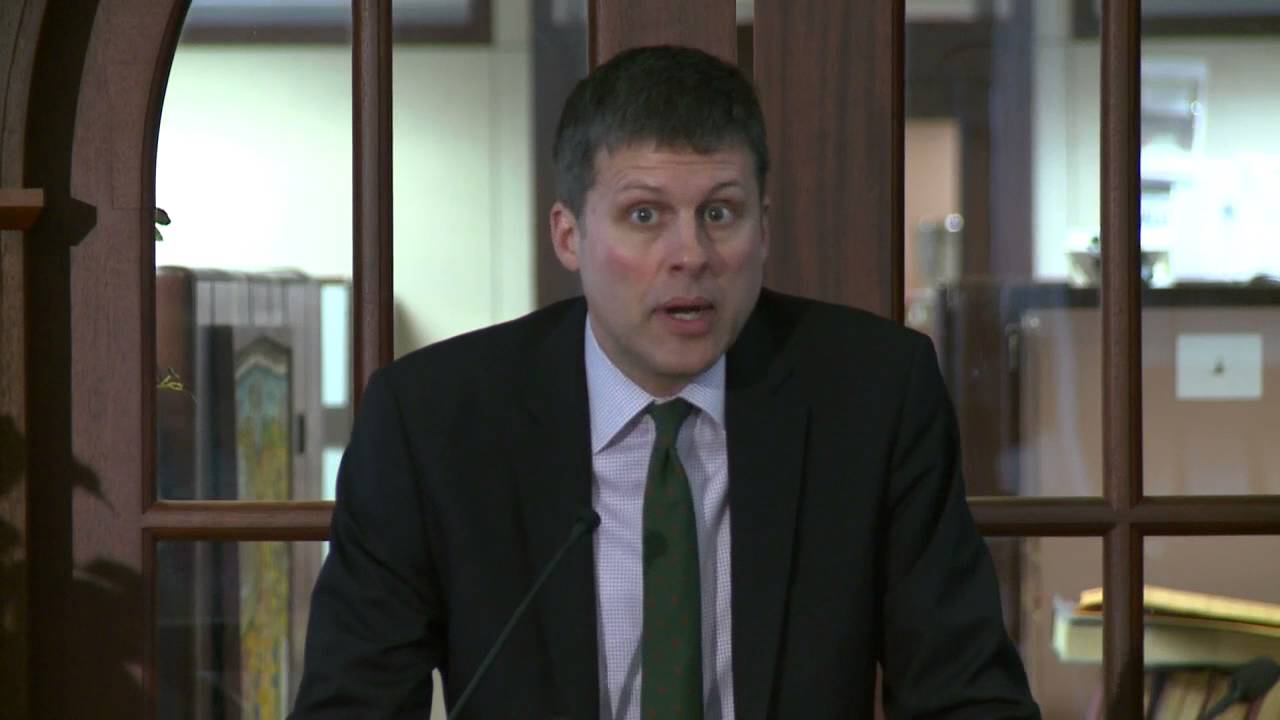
[154,207,170,241]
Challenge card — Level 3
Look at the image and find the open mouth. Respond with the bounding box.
[669,308,706,320]
[658,298,714,322]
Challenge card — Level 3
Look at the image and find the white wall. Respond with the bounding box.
[155,2,536,359]
[1033,2,1280,280]
[1031,0,1076,280]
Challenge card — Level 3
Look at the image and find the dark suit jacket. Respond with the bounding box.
[292,289,1040,719]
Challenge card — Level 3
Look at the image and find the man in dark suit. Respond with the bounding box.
[292,46,1040,719]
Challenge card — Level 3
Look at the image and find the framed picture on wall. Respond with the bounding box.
[181,0,492,44]
[1073,0,1280,37]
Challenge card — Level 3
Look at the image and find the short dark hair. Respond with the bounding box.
[552,45,769,217]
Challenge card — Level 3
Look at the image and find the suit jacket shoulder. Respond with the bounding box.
[373,296,588,431]
[747,288,934,406]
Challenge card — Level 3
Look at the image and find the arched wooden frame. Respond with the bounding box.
[3,1,384,716]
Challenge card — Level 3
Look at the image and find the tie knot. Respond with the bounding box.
[647,398,694,448]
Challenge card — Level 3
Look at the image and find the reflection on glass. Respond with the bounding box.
[154,1,353,501]
[391,0,587,357]
[1143,308,1280,495]
[1140,14,1280,497]
[1016,303,1280,497]
[904,0,1101,497]
[154,270,352,501]
[157,541,448,720]
[990,537,1103,718]
[156,541,324,719]
[1140,537,1280,715]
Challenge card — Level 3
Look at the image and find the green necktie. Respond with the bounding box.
[641,398,703,720]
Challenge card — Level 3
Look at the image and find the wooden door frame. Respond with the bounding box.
[1,1,370,717]
[6,0,175,717]
[0,4,45,716]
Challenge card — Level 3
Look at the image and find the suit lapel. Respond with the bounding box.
[514,301,599,720]
[726,299,809,720]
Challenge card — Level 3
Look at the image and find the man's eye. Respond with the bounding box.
[630,207,657,224]
[704,204,735,223]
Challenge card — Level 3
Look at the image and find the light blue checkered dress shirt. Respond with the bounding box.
[584,316,734,720]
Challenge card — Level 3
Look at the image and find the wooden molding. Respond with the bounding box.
[142,501,334,539]
[352,0,395,408]
[178,0,492,45]
[0,188,44,230]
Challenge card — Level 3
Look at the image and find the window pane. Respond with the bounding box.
[1141,536,1280,713]
[154,3,354,501]
[156,540,448,719]
[156,540,322,718]
[993,537,1104,718]
[391,0,587,357]
[904,0,1102,497]
[1138,10,1280,496]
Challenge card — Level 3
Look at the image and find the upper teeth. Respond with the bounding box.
[672,310,701,319]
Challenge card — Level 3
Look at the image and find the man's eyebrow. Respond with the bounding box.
[707,180,746,194]
[611,178,748,195]
[614,179,664,193]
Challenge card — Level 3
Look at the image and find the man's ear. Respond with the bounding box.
[550,201,582,272]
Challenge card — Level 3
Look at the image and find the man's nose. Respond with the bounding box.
[666,214,710,273]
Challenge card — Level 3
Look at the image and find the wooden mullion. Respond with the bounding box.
[970,497,1114,536]
[1100,0,1144,716]
[1101,0,1143,514]
[142,501,333,538]
[144,526,331,541]
[1132,496,1280,533]
[889,0,905,324]
[352,0,394,408]
[971,495,1280,536]
[1102,524,1144,719]
[142,492,1280,543]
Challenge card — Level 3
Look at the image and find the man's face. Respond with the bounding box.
[551,142,769,397]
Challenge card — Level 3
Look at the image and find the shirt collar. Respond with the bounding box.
[584,314,726,454]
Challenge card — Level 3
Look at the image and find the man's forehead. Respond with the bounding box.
[591,141,754,186]
[595,139,750,163]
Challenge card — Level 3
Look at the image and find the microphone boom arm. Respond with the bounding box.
[446,509,601,720]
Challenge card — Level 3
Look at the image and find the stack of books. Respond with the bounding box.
[1053,585,1280,719]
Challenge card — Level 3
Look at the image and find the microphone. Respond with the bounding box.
[446,508,602,720]
[1199,657,1280,720]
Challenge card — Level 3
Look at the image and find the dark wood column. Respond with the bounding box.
[20,0,179,714]
[1100,0,1144,715]
[987,1,1034,279]
[533,1,589,307]
[352,0,394,404]
[590,0,736,66]
[754,0,904,320]
[0,5,42,718]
